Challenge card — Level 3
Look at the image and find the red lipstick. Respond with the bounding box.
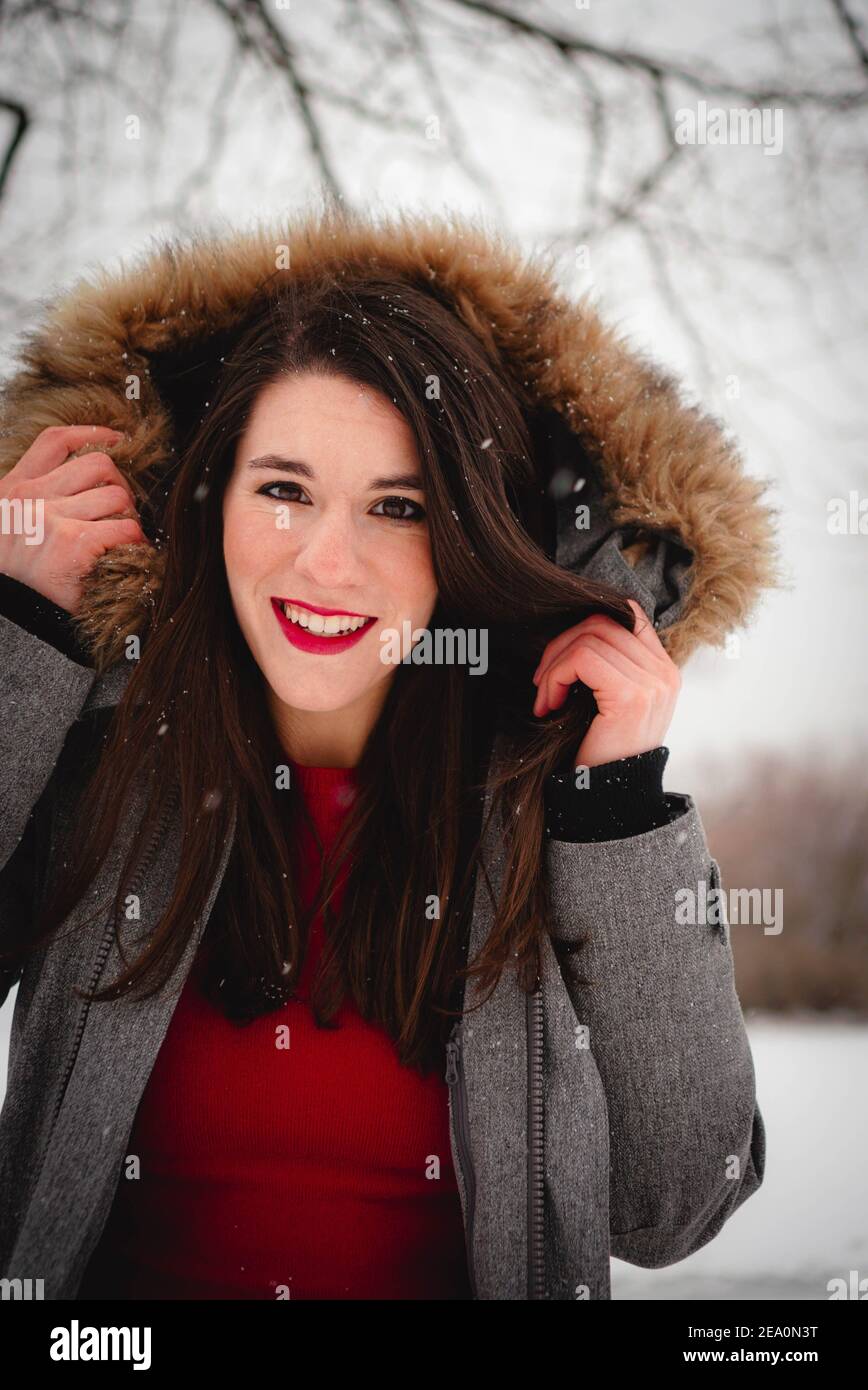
[271,597,377,655]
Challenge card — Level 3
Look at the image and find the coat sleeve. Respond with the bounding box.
[545,792,766,1268]
[0,587,99,1004]
[543,745,681,843]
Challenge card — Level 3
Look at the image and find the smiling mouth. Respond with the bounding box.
[272,597,377,637]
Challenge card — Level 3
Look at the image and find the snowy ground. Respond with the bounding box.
[1,1002,864,1300]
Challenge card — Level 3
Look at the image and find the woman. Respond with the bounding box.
[0,204,777,1300]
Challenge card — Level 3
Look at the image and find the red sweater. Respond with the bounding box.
[79,762,472,1300]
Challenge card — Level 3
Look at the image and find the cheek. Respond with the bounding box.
[223,497,281,587]
[382,533,437,615]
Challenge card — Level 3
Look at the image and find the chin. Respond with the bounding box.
[266,672,377,715]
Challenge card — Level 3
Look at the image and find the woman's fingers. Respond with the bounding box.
[533,600,662,691]
[534,633,655,717]
[535,613,660,693]
[58,483,140,522]
[84,517,148,555]
[12,424,124,481]
[0,424,143,614]
[532,600,649,683]
[532,620,589,684]
[533,604,680,717]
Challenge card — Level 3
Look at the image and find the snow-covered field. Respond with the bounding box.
[1,1001,864,1300]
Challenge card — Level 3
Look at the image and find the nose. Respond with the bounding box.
[291,502,368,593]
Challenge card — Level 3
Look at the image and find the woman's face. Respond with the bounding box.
[222,371,437,763]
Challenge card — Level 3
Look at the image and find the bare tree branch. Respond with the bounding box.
[830,0,868,75]
[209,0,343,202]
[631,213,717,395]
[0,95,27,202]
[447,0,868,108]
[0,0,866,424]
[388,0,505,216]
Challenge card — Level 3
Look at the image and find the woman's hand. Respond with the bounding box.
[0,424,146,615]
[531,599,682,768]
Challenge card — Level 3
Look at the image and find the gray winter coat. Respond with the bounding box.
[0,206,776,1300]
[0,608,766,1300]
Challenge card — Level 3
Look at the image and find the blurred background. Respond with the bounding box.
[0,0,866,1299]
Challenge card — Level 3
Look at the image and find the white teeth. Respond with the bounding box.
[279,601,369,636]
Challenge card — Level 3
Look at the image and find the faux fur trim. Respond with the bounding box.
[0,203,782,672]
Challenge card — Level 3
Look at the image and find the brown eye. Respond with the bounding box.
[372,496,426,523]
[257,481,308,503]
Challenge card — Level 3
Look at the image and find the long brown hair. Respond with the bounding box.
[16,269,636,1073]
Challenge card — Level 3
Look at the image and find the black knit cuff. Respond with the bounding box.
[0,572,94,668]
[543,745,680,843]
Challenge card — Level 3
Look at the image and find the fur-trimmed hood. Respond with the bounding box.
[0,204,780,673]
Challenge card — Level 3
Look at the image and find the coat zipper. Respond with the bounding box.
[527,978,546,1299]
[48,785,178,1136]
[445,1019,479,1299]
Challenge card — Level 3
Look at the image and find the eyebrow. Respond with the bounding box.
[246,454,425,491]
